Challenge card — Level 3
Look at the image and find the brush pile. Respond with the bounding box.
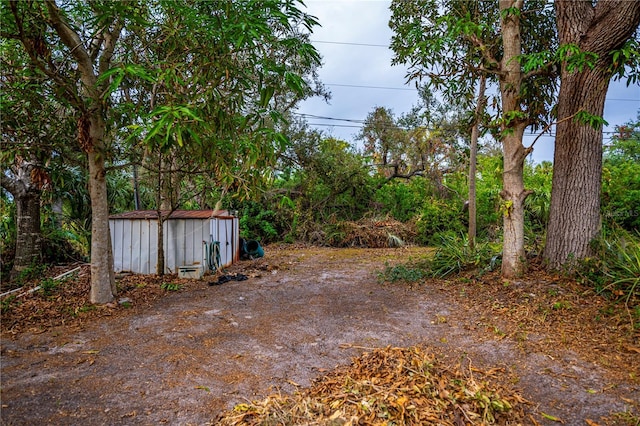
[217,345,526,425]
[330,218,418,248]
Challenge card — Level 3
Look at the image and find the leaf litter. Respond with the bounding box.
[1,246,639,425]
[217,345,526,425]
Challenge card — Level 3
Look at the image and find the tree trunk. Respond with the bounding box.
[37,0,122,303]
[10,188,42,281]
[156,154,165,276]
[499,0,529,278]
[469,74,486,251]
[157,213,165,276]
[87,116,116,303]
[545,1,640,269]
[1,159,44,281]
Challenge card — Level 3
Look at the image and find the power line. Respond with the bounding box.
[325,82,637,102]
[311,40,389,48]
[326,82,416,91]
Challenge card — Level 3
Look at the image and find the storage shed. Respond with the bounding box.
[109,210,239,275]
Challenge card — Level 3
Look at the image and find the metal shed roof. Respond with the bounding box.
[109,210,234,220]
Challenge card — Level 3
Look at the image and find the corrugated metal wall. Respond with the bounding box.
[110,217,239,274]
[209,216,239,268]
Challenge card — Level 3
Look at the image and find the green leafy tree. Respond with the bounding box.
[602,114,640,230]
[389,0,557,277]
[0,37,76,280]
[3,0,323,291]
[113,0,324,274]
[545,2,640,268]
[2,0,146,302]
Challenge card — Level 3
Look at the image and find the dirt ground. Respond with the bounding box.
[1,246,639,425]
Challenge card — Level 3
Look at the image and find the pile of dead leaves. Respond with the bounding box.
[216,345,526,426]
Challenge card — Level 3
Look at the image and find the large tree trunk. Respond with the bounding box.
[1,159,44,281]
[11,190,42,281]
[545,1,640,269]
[499,0,529,278]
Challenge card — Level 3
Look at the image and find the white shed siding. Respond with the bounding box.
[164,218,210,274]
[110,213,239,275]
[209,217,239,268]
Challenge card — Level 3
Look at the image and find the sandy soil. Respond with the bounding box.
[1,246,638,425]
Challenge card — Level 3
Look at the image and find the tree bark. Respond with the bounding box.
[1,164,43,281]
[469,74,486,251]
[545,1,640,269]
[499,0,529,278]
[87,116,117,302]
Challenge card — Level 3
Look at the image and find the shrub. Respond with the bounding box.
[577,227,640,309]
[427,234,501,278]
[415,198,464,245]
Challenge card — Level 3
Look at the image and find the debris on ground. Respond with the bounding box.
[216,345,526,426]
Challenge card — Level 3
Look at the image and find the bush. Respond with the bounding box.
[415,198,464,245]
[427,234,501,278]
[377,234,501,284]
[238,201,279,243]
[577,227,640,309]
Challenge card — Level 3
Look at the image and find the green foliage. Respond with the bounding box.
[389,0,557,128]
[378,234,501,284]
[239,201,279,243]
[1,295,17,314]
[609,38,640,86]
[160,282,181,292]
[373,180,428,222]
[377,263,426,283]
[39,277,60,297]
[415,198,464,245]
[556,43,599,73]
[12,263,48,287]
[427,234,501,278]
[574,110,608,129]
[602,115,640,230]
[577,227,640,309]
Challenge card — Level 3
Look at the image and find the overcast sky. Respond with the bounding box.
[296,0,640,164]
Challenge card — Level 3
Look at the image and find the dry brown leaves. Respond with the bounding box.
[216,346,526,426]
[434,263,640,384]
[0,265,203,337]
[334,218,418,248]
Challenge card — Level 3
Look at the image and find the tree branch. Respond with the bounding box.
[525,109,583,156]
[44,0,96,88]
[98,19,124,76]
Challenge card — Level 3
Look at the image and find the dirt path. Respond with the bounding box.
[1,247,638,425]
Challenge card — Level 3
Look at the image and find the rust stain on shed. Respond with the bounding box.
[109,210,234,220]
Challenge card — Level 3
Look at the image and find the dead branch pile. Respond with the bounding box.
[216,345,526,425]
[330,218,418,248]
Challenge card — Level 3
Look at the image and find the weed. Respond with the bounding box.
[576,227,639,327]
[578,227,639,303]
[161,282,181,291]
[1,295,17,314]
[39,278,59,296]
[77,305,96,314]
[428,234,501,278]
[14,263,47,285]
[552,301,571,310]
[377,263,425,283]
